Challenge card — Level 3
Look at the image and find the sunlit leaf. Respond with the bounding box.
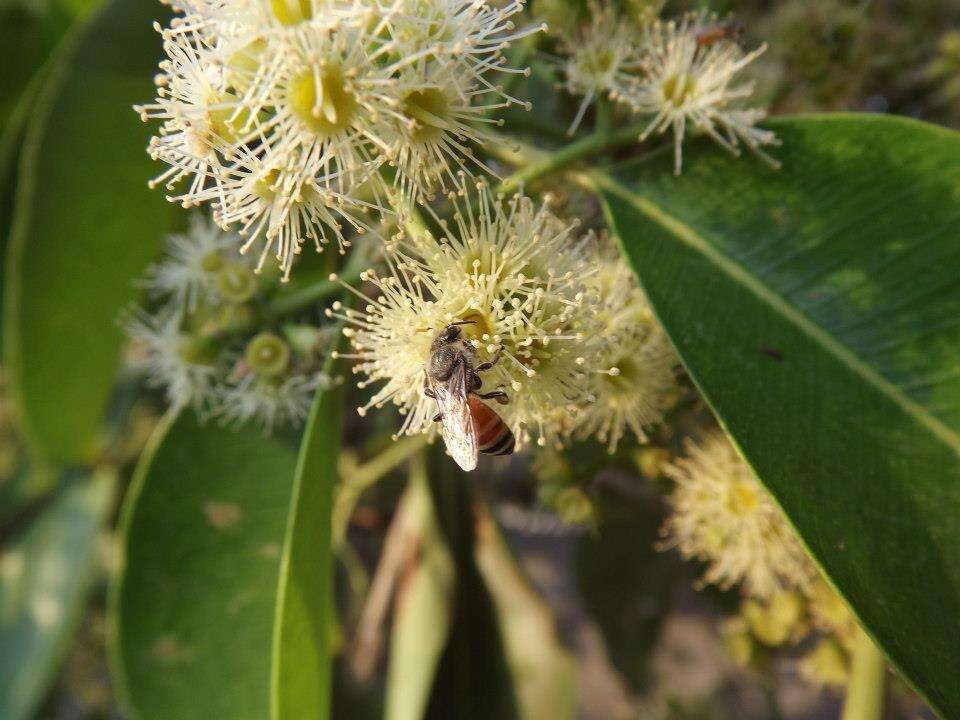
[270,370,343,720]
[599,114,960,718]
[384,465,456,720]
[474,503,576,720]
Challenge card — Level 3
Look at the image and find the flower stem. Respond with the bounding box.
[841,627,887,720]
[333,434,430,546]
[595,96,613,135]
[263,260,366,320]
[491,121,651,194]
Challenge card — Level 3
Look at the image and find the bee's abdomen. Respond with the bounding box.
[470,395,515,456]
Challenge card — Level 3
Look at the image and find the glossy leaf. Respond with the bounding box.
[3,0,173,465]
[110,412,297,720]
[270,370,343,720]
[598,114,960,718]
[0,470,114,720]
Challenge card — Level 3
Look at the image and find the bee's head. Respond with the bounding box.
[440,324,462,342]
[437,320,475,344]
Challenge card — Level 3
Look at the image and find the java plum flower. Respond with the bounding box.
[124,309,220,412]
[137,0,541,278]
[660,432,816,599]
[328,181,596,450]
[559,4,646,134]
[142,214,243,313]
[628,12,780,174]
[574,248,677,451]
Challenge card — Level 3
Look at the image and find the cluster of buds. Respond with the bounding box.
[138,0,543,279]
[125,217,336,431]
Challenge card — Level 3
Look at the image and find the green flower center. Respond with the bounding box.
[402,88,450,143]
[200,251,224,273]
[288,66,358,137]
[271,0,313,25]
[245,332,291,377]
[176,334,217,366]
[216,262,258,303]
[662,73,697,106]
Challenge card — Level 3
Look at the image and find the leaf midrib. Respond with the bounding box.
[593,170,960,459]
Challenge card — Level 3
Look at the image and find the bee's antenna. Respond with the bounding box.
[449,320,477,326]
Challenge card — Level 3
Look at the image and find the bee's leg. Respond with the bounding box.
[423,373,438,399]
[474,348,503,374]
[477,390,509,405]
[433,412,442,422]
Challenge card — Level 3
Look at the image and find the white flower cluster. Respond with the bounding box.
[328,181,677,452]
[125,217,335,431]
[560,9,779,173]
[138,0,543,279]
[660,432,816,599]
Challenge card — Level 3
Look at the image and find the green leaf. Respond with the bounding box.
[474,504,576,720]
[270,373,343,720]
[110,412,298,720]
[0,469,115,720]
[597,114,960,718]
[3,0,173,465]
[384,463,456,720]
[0,3,68,133]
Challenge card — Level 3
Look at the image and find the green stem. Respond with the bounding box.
[595,96,613,135]
[352,434,430,488]
[841,628,887,720]
[263,262,365,320]
[491,120,651,194]
[333,434,430,546]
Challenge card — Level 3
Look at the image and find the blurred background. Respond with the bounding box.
[2,0,960,718]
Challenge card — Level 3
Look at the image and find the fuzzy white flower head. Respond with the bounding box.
[143,214,247,312]
[560,3,645,134]
[629,12,780,174]
[124,310,219,411]
[329,182,598,449]
[138,0,541,277]
[575,249,677,450]
[660,432,815,599]
[217,329,334,430]
[218,372,331,431]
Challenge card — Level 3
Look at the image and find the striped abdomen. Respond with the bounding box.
[469,395,515,456]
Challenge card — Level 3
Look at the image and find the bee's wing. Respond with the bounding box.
[430,362,478,472]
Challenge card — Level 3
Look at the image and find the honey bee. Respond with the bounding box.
[693,19,745,48]
[424,322,514,471]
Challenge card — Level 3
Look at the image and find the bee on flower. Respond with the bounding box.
[627,11,780,174]
[328,180,598,462]
[137,0,542,279]
[660,431,816,599]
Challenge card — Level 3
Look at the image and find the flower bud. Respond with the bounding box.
[216,262,258,304]
[245,332,291,378]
